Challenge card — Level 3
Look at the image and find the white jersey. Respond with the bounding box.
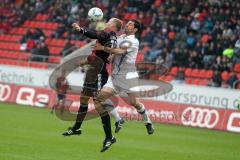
[104,34,140,93]
[112,34,139,76]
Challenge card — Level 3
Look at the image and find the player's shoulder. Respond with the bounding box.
[128,35,139,46]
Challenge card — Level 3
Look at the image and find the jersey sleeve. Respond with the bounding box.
[80,27,110,41]
[127,39,139,53]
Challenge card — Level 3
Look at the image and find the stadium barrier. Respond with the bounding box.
[1,82,240,133]
[1,64,239,109]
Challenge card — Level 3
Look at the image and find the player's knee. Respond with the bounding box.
[93,97,104,105]
[132,102,142,110]
[93,97,107,113]
[80,96,90,105]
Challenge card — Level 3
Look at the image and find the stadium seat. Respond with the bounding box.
[18,28,27,35]
[221,71,230,81]
[192,78,201,85]
[198,69,206,78]
[165,75,173,82]
[154,0,161,7]
[48,56,61,63]
[169,67,178,76]
[30,63,48,69]
[191,69,200,78]
[23,20,31,27]
[185,78,193,84]
[234,64,240,72]
[35,14,49,21]
[184,68,192,77]
[205,70,213,79]
[43,30,53,37]
[49,47,63,55]
[199,79,207,86]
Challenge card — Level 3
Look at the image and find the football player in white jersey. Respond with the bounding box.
[93,19,154,152]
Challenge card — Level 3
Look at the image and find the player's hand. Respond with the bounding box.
[72,23,81,32]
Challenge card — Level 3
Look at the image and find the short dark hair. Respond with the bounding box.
[131,19,141,35]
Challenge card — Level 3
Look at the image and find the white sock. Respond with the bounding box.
[103,99,122,122]
[110,108,122,122]
[137,103,152,124]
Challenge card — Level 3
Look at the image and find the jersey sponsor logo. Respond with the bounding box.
[0,84,11,102]
[16,87,49,107]
[227,112,240,133]
[181,107,219,128]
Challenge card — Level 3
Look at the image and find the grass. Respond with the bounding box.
[0,103,239,160]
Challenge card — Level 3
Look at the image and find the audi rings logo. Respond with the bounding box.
[0,84,11,102]
[181,107,219,129]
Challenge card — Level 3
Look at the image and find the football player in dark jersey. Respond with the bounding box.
[62,18,123,152]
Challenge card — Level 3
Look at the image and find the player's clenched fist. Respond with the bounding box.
[72,23,81,31]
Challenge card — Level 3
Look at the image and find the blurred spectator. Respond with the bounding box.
[172,69,185,84]
[61,40,77,57]
[53,24,66,39]
[227,72,238,88]
[189,50,202,68]
[1,0,240,89]
[31,42,49,62]
[32,28,45,42]
[211,70,222,87]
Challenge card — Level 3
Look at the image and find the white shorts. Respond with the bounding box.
[103,72,139,93]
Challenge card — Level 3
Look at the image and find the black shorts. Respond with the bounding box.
[82,69,108,97]
[57,93,66,100]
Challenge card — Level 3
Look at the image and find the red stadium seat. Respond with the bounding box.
[198,69,206,78]
[169,67,178,76]
[18,28,27,35]
[234,64,240,72]
[205,70,213,79]
[48,56,61,63]
[35,14,49,21]
[184,68,192,77]
[185,78,193,84]
[23,20,31,27]
[49,47,63,55]
[191,69,200,77]
[165,75,173,82]
[199,79,207,86]
[192,78,201,85]
[221,71,230,81]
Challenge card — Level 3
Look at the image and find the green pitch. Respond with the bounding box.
[0,103,239,160]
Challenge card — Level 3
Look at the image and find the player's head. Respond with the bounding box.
[106,18,123,32]
[124,19,141,35]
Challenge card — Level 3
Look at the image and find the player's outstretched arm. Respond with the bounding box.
[72,23,108,41]
[94,43,127,55]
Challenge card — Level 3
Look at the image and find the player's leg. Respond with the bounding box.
[127,92,154,135]
[51,93,65,114]
[94,87,116,152]
[62,93,90,136]
[72,94,90,130]
[100,73,124,133]
[103,99,125,133]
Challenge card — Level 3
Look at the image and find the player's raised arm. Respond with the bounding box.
[72,23,109,41]
[94,43,127,55]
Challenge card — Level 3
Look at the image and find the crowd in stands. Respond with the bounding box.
[1,0,240,89]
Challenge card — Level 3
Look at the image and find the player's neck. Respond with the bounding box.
[126,33,135,36]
